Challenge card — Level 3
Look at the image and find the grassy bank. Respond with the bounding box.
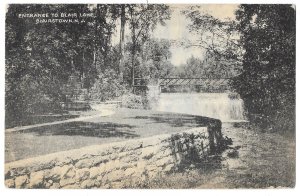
[6,108,213,162]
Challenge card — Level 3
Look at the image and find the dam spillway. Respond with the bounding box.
[152,92,246,122]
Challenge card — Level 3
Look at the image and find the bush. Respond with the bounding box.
[121,93,149,109]
[90,69,126,102]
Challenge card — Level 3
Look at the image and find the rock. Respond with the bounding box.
[63,167,76,179]
[142,138,158,148]
[29,171,44,188]
[63,183,80,189]
[119,162,134,170]
[92,155,109,166]
[80,179,95,188]
[110,182,123,189]
[15,175,29,188]
[46,165,72,181]
[105,170,123,182]
[75,168,90,181]
[124,168,135,176]
[153,148,173,159]
[89,167,101,179]
[60,165,73,176]
[141,146,156,159]
[136,161,146,171]
[59,177,76,187]
[121,142,143,152]
[49,182,60,189]
[146,171,157,179]
[100,174,109,185]
[96,175,103,186]
[44,180,53,188]
[112,159,121,170]
[75,159,94,169]
[5,179,15,188]
[164,164,175,172]
[9,168,29,177]
[145,164,157,171]
[122,155,139,163]
[5,170,11,179]
[117,151,130,159]
[55,157,73,167]
[109,154,118,160]
[155,156,174,167]
[98,163,107,174]
[104,161,116,173]
[102,183,111,189]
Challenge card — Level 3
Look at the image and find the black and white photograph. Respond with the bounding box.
[3,2,296,189]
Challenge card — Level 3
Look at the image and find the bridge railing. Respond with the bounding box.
[158,78,230,86]
[133,77,231,93]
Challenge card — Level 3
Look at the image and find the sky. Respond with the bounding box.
[152,4,239,66]
[111,4,239,66]
[108,4,239,67]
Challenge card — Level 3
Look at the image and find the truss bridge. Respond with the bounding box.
[158,78,229,87]
[133,77,231,93]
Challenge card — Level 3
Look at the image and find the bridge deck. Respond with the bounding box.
[133,78,230,88]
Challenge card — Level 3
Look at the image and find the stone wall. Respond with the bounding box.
[5,125,222,189]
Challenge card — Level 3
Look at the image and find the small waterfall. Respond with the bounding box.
[152,93,246,122]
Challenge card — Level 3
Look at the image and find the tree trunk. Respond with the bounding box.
[119,4,126,77]
[131,45,135,90]
[130,7,136,92]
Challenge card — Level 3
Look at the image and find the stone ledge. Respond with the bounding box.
[5,125,224,189]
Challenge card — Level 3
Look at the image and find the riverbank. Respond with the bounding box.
[5,108,218,162]
[128,122,295,188]
[5,107,295,188]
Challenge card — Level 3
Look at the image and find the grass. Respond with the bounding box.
[5,108,214,162]
[120,123,295,189]
[5,108,295,188]
[5,113,80,129]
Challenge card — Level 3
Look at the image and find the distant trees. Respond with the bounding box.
[232,5,295,133]
[171,56,206,78]
[173,55,240,78]
[137,38,173,79]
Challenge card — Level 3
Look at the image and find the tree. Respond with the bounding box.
[139,38,173,79]
[5,4,120,124]
[127,4,171,88]
[232,5,295,132]
[183,6,243,78]
[172,55,239,78]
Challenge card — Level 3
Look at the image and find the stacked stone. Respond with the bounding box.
[5,127,211,189]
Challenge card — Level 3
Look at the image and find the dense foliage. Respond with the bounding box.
[183,5,295,133]
[182,6,243,79]
[231,5,295,133]
[172,55,241,78]
[6,4,296,133]
[6,5,97,121]
[5,4,171,125]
